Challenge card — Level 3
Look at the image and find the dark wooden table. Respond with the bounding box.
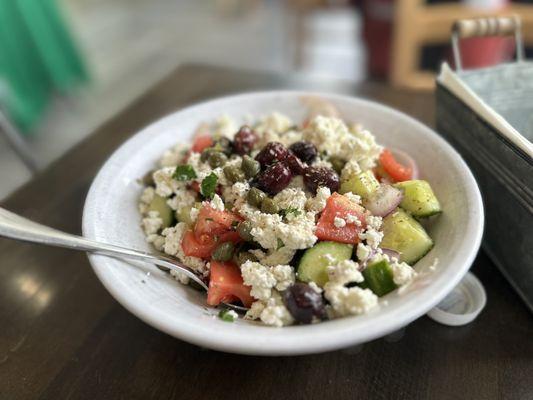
[1,65,532,400]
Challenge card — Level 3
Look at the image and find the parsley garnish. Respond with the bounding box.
[173,164,197,181]
[279,207,301,219]
[218,309,236,322]
[201,172,218,199]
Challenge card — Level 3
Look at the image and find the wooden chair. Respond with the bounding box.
[391,0,533,90]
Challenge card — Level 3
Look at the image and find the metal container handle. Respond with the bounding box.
[451,15,525,71]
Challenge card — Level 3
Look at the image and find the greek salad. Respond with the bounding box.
[139,99,441,327]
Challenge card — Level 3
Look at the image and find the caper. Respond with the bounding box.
[212,242,235,262]
[223,165,245,183]
[329,156,346,175]
[208,151,228,168]
[247,187,266,207]
[241,155,261,178]
[214,137,233,155]
[237,221,254,241]
[236,251,258,265]
[200,148,215,163]
[261,197,279,214]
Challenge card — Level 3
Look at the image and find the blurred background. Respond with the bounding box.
[1,0,532,200]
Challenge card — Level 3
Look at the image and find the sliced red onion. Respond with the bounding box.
[380,248,401,262]
[390,148,419,180]
[363,184,403,217]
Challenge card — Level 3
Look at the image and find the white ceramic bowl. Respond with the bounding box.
[83,91,484,355]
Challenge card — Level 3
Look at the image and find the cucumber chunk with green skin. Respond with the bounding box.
[147,194,174,228]
[394,180,442,218]
[381,209,433,265]
[339,170,380,198]
[362,259,397,297]
[298,242,353,287]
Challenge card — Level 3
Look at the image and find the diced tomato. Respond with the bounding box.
[191,135,214,153]
[379,149,412,182]
[181,229,217,258]
[315,193,367,244]
[207,261,254,308]
[194,204,242,244]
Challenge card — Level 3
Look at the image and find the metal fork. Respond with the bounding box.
[0,207,247,312]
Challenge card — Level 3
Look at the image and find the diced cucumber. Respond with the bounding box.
[147,194,174,228]
[298,241,353,287]
[362,259,397,297]
[394,180,442,218]
[176,202,201,226]
[340,170,380,198]
[381,209,433,265]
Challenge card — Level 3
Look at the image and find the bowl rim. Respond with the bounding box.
[83,90,484,355]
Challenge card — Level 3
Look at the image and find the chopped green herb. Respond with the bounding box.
[218,309,236,322]
[173,164,197,181]
[279,207,302,218]
[277,238,285,250]
[201,172,218,199]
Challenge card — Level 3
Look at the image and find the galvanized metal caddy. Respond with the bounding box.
[436,16,533,312]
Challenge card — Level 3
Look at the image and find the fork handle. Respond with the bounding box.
[0,207,207,289]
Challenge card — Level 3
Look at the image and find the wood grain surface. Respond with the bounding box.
[0,65,531,400]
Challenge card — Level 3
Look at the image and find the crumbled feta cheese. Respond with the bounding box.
[359,226,384,249]
[222,180,249,210]
[391,261,417,286]
[255,112,293,135]
[249,247,297,266]
[244,209,317,250]
[240,261,295,300]
[141,210,163,235]
[306,186,331,212]
[303,116,382,172]
[308,281,323,294]
[162,223,206,273]
[367,215,383,230]
[153,167,177,198]
[327,259,363,286]
[356,242,372,262]
[279,130,303,147]
[271,264,295,291]
[246,291,294,327]
[341,159,362,181]
[146,233,165,251]
[166,186,197,210]
[334,216,346,228]
[273,188,307,211]
[210,194,225,211]
[189,207,199,223]
[139,186,155,214]
[240,261,277,301]
[325,285,379,317]
[343,192,361,204]
[287,175,305,190]
[345,212,362,226]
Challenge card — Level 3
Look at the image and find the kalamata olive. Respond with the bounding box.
[283,283,326,324]
[234,126,258,155]
[303,166,340,194]
[255,142,289,168]
[289,141,317,163]
[255,162,292,195]
[285,151,306,175]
